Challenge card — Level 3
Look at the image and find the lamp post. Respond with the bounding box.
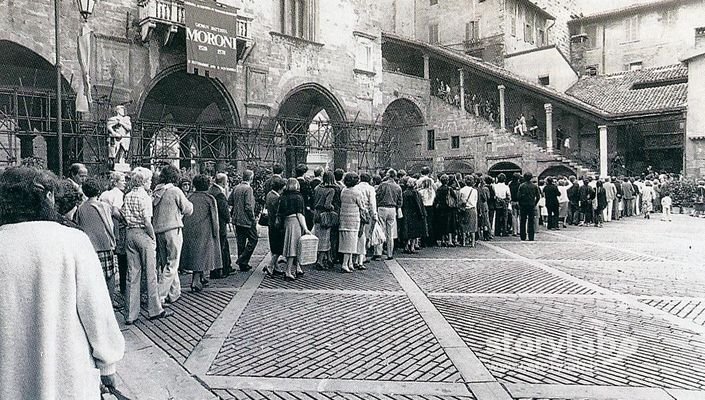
[55,0,95,177]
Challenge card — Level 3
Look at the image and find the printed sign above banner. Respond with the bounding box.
[184,0,239,79]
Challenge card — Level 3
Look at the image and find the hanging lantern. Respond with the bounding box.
[76,0,96,21]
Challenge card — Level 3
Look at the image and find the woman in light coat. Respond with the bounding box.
[0,166,124,399]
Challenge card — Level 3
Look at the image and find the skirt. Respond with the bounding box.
[559,202,569,218]
[466,207,478,233]
[312,223,332,252]
[97,249,118,280]
[338,231,359,254]
[283,215,302,258]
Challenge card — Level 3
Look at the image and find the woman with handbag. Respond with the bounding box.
[264,176,286,276]
[338,172,365,273]
[433,174,458,247]
[278,178,311,280]
[400,177,427,254]
[312,171,339,269]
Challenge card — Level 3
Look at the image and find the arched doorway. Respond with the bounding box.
[0,40,75,174]
[445,160,474,175]
[136,66,239,170]
[539,165,575,180]
[276,83,346,175]
[489,161,522,178]
[381,99,425,170]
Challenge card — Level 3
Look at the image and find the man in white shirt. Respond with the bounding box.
[492,173,511,237]
[603,177,617,222]
[458,175,478,247]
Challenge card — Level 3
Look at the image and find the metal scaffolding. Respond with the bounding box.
[0,89,404,172]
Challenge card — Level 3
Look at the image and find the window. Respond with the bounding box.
[451,136,460,149]
[427,129,435,150]
[586,65,598,76]
[696,27,705,37]
[430,0,438,5]
[660,9,677,25]
[525,11,534,44]
[624,15,640,42]
[355,36,373,72]
[279,0,315,40]
[429,24,439,44]
[539,75,550,86]
[537,28,545,46]
[466,20,479,41]
[628,61,643,71]
[510,2,517,36]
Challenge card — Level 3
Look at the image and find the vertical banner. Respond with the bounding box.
[75,29,93,113]
[184,0,239,79]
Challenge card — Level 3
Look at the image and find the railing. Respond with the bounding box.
[138,0,252,41]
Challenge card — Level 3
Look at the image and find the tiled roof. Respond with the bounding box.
[565,64,688,115]
[568,0,692,24]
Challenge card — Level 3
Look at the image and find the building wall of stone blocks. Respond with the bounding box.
[504,46,579,92]
[413,0,504,48]
[569,1,705,74]
[533,0,577,56]
[685,55,705,177]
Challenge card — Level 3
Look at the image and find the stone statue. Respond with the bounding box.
[107,105,132,166]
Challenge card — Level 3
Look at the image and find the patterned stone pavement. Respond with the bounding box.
[116,214,705,400]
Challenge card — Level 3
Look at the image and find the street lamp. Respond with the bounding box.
[76,0,96,21]
[55,0,96,176]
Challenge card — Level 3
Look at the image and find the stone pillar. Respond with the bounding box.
[459,68,465,111]
[544,103,553,153]
[423,53,430,80]
[599,125,608,178]
[498,85,506,130]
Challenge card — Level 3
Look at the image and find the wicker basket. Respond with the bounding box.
[297,234,319,266]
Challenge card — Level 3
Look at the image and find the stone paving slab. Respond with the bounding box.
[213,389,475,400]
[258,261,402,292]
[640,298,705,326]
[398,244,512,260]
[134,290,236,363]
[489,242,662,262]
[208,291,462,382]
[431,296,705,390]
[614,241,705,266]
[542,261,705,298]
[399,259,595,295]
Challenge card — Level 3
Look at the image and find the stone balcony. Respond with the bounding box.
[138,0,252,44]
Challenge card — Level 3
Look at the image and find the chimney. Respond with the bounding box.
[570,33,589,77]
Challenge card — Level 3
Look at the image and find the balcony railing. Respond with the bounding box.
[138,0,252,43]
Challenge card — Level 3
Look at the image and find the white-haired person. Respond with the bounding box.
[122,167,172,324]
[100,171,128,294]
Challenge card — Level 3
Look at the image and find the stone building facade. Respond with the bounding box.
[569,0,705,75]
[0,0,397,174]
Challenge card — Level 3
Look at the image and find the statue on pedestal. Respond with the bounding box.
[107,105,132,168]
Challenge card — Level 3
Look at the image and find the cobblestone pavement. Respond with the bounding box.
[116,215,705,400]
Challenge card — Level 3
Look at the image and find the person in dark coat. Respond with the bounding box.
[433,174,458,247]
[400,177,427,253]
[181,175,222,291]
[209,173,232,279]
[594,180,608,227]
[264,176,286,276]
[543,177,561,230]
[579,177,596,225]
[517,172,541,241]
[567,177,580,225]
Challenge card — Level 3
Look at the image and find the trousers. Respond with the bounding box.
[126,229,163,321]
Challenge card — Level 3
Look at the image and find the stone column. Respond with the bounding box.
[423,53,430,80]
[459,68,465,111]
[599,125,608,178]
[498,85,506,130]
[544,103,553,153]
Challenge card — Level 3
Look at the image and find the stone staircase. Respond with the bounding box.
[428,96,598,177]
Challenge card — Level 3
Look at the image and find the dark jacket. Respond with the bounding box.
[543,183,561,208]
[208,184,230,236]
[579,184,595,206]
[228,182,256,227]
[517,181,541,208]
[596,187,608,210]
[376,179,403,208]
[567,183,580,206]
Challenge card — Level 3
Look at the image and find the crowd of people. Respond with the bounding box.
[0,161,681,398]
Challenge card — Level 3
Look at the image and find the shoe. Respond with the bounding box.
[239,265,253,272]
[124,319,136,325]
[209,270,222,279]
[386,256,394,260]
[273,269,285,276]
[264,267,274,277]
[372,255,382,261]
[341,266,353,273]
[296,270,305,277]
[191,285,202,293]
[284,274,296,281]
[148,309,174,321]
